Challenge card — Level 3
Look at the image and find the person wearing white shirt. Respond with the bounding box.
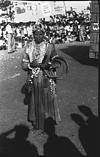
[6,22,15,53]
[23,26,28,37]
[0,26,3,38]
[27,25,33,38]
[16,27,21,37]
[6,23,13,34]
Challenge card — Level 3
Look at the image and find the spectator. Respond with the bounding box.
[27,24,33,39]
[79,22,85,42]
[0,26,3,38]
[6,22,15,53]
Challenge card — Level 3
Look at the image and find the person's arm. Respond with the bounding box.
[50,43,58,61]
[21,49,30,71]
[21,47,39,71]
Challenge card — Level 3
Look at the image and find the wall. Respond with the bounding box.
[89,0,99,59]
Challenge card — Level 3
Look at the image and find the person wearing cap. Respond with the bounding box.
[21,24,61,131]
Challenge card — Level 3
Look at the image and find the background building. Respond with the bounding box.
[89,0,99,59]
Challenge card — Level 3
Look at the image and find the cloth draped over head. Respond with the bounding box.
[33,22,44,35]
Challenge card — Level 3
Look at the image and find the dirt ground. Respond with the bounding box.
[0,41,98,156]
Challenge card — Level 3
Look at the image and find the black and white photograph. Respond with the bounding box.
[0,0,99,157]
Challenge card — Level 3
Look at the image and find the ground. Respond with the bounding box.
[0,41,98,156]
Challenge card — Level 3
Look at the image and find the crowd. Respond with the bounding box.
[0,10,90,50]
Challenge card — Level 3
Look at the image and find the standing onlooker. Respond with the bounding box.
[73,20,79,39]
[0,26,3,38]
[16,26,21,38]
[23,25,28,37]
[79,22,85,42]
[11,23,16,51]
[27,24,33,39]
[23,25,28,46]
[6,22,15,53]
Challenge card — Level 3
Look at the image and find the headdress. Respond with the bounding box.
[33,22,44,35]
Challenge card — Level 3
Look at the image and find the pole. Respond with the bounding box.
[63,1,67,15]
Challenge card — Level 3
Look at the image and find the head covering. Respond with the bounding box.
[33,22,44,35]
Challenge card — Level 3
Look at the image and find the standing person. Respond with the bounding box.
[0,26,3,38]
[79,22,85,42]
[6,22,15,53]
[23,25,28,37]
[21,24,61,131]
[23,25,28,47]
[11,23,16,51]
[27,24,33,40]
[73,20,79,40]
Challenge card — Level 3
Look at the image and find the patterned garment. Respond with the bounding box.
[26,41,48,63]
[22,41,61,130]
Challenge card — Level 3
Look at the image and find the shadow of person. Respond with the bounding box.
[71,105,98,157]
[0,124,39,157]
[43,117,84,157]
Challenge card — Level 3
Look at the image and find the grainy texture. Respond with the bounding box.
[0,42,98,156]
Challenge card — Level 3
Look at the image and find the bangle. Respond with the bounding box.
[28,63,30,68]
[48,62,52,65]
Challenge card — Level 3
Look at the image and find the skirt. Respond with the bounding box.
[28,71,61,130]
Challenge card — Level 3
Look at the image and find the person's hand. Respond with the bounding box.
[39,63,45,69]
[30,60,38,68]
[43,62,52,70]
[52,63,60,69]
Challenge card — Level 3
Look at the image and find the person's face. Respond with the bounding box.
[34,31,44,43]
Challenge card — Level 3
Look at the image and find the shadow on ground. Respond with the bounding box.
[0,124,39,157]
[71,105,99,157]
[43,117,84,157]
[60,45,98,66]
